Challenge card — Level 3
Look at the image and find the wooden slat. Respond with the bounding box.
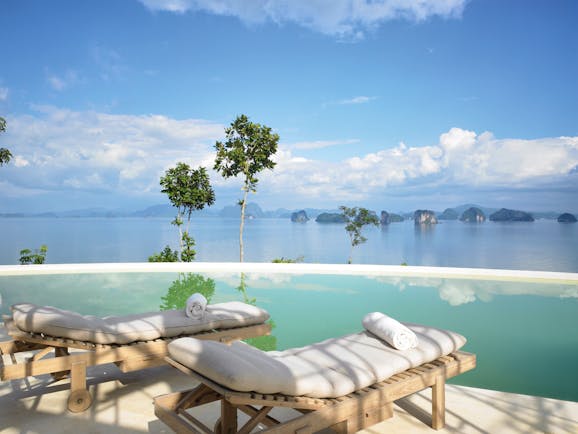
[237,406,273,434]
[155,400,199,434]
[178,410,213,434]
[29,346,53,362]
[237,405,280,427]
[0,339,46,355]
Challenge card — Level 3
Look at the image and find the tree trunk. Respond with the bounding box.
[239,189,249,262]
[177,210,184,260]
[348,235,354,264]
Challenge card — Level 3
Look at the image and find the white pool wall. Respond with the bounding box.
[0,262,577,284]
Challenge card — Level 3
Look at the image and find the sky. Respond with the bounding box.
[0,0,577,214]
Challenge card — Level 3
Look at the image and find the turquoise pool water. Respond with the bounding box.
[1,271,577,402]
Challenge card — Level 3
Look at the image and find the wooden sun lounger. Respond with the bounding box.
[154,351,476,434]
[0,315,271,413]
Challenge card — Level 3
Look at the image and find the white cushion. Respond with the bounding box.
[168,323,467,399]
[10,301,270,345]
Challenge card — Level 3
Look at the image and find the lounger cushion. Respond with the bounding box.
[10,302,270,345]
[168,323,466,399]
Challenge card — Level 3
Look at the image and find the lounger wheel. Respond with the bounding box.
[67,389,93,413]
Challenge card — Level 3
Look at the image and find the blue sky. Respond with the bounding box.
[0,0,577,213]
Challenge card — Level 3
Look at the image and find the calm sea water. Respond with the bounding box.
[1,217,577,271]
[0,272,576,402]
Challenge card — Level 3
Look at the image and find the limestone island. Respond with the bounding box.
[315,212,348,223]
[380,211,404,225]
[460,207,486,223]
[557,213,577,223]
[414,209,437,225]
[291,210,309,223]
[489,208,534,222]
[438,208,459,220]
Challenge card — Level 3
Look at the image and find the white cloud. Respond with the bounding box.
[46,70,80,91]
[138,0,467,38]
[261,128,578,204]
[4,106,224,197]
[92,46,127,80]
[338,96,377,105]
[140,0,192,13]
[13,156,29,168]
[442,129,578,186]
[0,87,8,101]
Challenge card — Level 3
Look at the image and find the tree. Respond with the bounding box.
[340,206,380,264]
[19,245,48,265]
[271,256,304,263]
[235,273,277,351]
[155,163,215,262]
[148,245,179,262]
[214,114,279,262]
[159,273,216,310]
[0,116,12,166]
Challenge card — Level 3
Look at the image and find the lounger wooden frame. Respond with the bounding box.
[154,351,475,434]
[0,316,271,413]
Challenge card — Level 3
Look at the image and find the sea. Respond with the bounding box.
[1,216,578,272]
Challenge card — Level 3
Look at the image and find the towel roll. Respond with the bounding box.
[186,293,207,319]
[362,312,418,351]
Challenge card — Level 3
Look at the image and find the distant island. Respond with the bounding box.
[315,212,348,223]
[291,210,309,223]
[414,210,437,225]
[1,202,575,224]
[380,211,404,225]
[558,213,577,223]
[438,208,458,220]
[460,207,486,223]
[489,208,534,222]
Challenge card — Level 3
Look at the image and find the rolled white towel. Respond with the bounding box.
[185,293,207,319]
[362,312,418,351]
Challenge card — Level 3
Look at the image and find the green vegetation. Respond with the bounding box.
[159,273,216,311]
[152,163,215,262]
[271,256,304,263]
[340,206,380,264]
[148,246,179,262]
[214,114,279,262]
[235,272,277,351]
[244,319,277,351]
[159,272,276,350]
[19,245,48,265]
[0,116,12,166]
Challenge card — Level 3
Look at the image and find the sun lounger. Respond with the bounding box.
[0,301,271,412]
[154,321,476,433]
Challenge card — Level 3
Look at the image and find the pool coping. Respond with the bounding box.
[0,262,577,283]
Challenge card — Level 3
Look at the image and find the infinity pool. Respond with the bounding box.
[1,264,577,402]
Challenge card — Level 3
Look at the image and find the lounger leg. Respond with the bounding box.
[220,399,238,434]
[330,419,357,434]
[67,360,93,413]
[432,374,445,430]
[51,347,70,380]
[330,402,394,434]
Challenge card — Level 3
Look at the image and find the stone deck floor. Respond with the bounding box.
[1,329,577,433]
